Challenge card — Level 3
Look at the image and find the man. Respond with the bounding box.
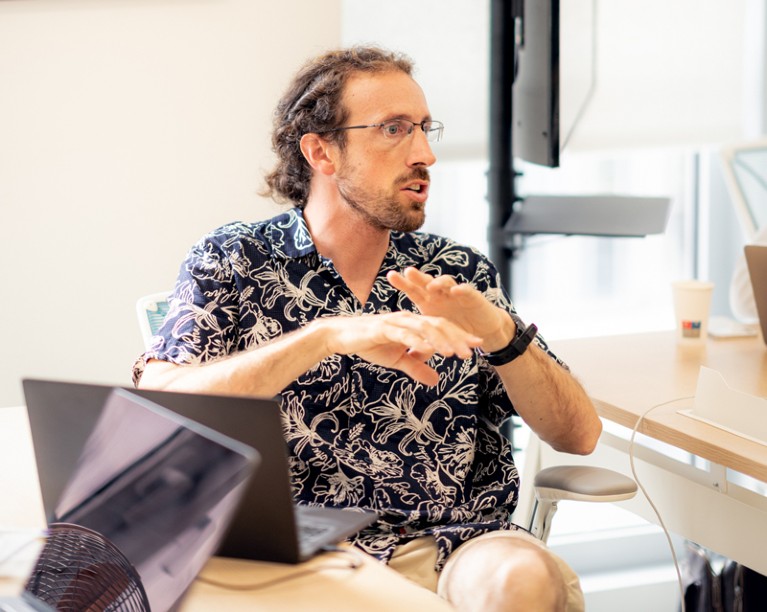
[134,46,602,611]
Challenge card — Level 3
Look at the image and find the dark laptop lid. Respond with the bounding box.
[22,379,377,564]
[29,388,258,612]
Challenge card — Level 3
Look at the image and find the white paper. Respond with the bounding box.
[679,366,767,445]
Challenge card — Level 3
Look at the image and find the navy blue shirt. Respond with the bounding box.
[134,207,564,568]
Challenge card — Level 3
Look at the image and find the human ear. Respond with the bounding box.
[299,133,337,176]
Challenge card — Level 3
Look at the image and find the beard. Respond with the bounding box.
[336,167,429,233]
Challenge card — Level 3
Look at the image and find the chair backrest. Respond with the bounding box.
[136,292,171,350]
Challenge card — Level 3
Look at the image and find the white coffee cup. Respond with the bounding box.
[672,280,714,344]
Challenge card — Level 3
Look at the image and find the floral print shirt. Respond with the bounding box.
[133,207,565,569]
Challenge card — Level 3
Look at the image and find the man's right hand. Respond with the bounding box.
[317,311,482,387]
[139,310,482,396]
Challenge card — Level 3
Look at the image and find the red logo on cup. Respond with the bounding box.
[681,320,702,338]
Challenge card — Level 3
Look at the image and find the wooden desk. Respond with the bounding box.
[0,405,453,611]
[182,550,452,611]
[540,331,767,573]
[555,330,767,481]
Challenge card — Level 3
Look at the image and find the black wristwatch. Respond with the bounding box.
[480,322,538,366]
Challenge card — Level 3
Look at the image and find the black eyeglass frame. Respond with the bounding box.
[316,118,444,142]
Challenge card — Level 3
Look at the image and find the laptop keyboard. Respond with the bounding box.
[294,508,339,555]
[297,517,335,544]
[293,505,378,559]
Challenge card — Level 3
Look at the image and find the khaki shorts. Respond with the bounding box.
[388,531,584,612]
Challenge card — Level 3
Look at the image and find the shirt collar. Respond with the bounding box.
[267,207,420,272]
[266,207,317,259]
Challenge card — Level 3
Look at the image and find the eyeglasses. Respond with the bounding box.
[318,119,444,143]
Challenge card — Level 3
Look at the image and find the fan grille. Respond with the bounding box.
[25,523,150,611]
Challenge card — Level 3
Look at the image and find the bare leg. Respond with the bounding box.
[438,531,583,612]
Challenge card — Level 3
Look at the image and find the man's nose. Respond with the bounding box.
[407,128,437,167]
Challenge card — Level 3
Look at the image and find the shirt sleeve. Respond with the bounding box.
[132,233,242,384]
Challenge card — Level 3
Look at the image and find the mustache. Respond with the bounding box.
[396,168,430,185]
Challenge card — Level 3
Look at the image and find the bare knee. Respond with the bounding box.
[495,546,566,611]
[439,537,567,612]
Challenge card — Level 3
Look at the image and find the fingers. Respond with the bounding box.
[387,268,488,327]
[424,272,457,293]
[394,354,440,387]
[378,314,473,387]
[324,311,482,387]
[447,281,480,301]
[385,326,436,358]
[387,267,459,303]
[386,269,423,299]
[384,311,481,360]
[388,266,451,287]
[388,267,478,299]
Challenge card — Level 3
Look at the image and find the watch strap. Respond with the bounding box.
[480,322,538,366]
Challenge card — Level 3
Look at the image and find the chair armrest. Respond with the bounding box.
[533,465,637,504]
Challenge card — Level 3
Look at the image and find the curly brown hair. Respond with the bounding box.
[262,46,414,208]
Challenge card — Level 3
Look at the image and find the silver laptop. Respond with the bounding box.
[22,379,378,565]
[745,244,767,345]
[22,388,259,612]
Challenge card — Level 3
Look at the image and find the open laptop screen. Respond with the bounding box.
[31,389,258,612]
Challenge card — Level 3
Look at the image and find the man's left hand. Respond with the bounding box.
[387,267,514,353]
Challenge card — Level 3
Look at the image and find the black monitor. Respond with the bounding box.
[511,0,596,168]
[488,0,670,296]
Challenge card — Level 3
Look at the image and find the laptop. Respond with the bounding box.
[22,379,378,564]
[23,388,259,612]
[745,244,767,345]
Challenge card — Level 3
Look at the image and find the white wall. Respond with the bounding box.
[0,0,341,407]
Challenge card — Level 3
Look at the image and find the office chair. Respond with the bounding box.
[135,292,638,544]
[135,292,171,349]
[529,461,637,543]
